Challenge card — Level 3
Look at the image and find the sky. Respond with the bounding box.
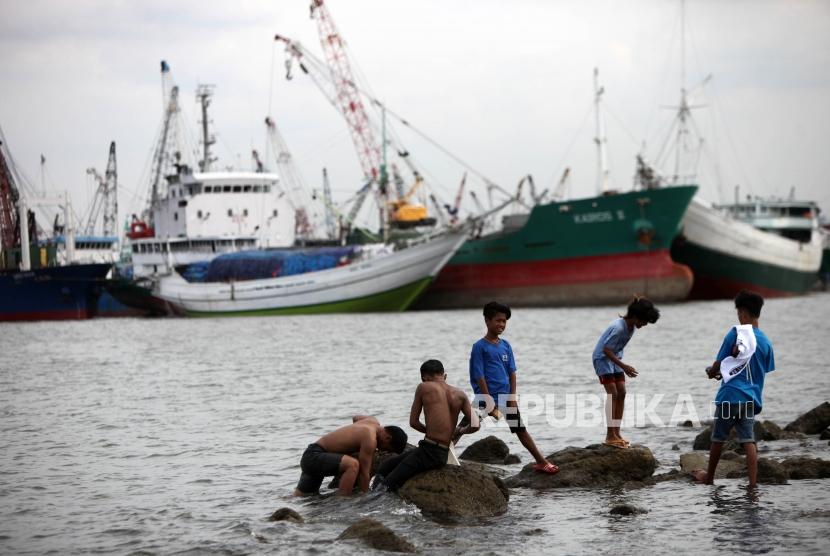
[1,0,829,232]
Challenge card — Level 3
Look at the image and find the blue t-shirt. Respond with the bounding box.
[469,338,516,406]
[714,327,775,412]
[592,318,634,376]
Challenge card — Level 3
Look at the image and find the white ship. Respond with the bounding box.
[672,196,822,298]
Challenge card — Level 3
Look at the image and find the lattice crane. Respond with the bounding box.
[84,141,118,236]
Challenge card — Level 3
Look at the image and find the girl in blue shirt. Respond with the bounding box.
[592,296,660,448]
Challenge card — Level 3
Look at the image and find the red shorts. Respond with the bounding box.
[598,373,625,385]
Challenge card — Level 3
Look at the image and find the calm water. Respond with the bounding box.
[1,295,829,554]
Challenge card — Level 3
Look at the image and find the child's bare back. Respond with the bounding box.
[316,418,380,455]
[418,381,467,445]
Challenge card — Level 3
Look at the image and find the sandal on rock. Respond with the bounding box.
[603,439,629,449]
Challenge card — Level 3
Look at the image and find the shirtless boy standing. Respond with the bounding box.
[294,416,407,496]
[375,359,480,491]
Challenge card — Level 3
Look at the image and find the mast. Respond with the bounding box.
[196,84,216,172]
[674,0,690,184]
[593,67,610,195]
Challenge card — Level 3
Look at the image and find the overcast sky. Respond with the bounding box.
[1,0,828,230]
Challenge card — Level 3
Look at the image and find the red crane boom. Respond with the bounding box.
[308,0,381,181]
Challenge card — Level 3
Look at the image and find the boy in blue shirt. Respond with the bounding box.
[692,290,775,488]
[592,296,660,448]
[456,301,559,474]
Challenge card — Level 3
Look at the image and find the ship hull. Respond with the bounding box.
[416,185,698,308]
[0,264,112,321]
[154,231,467,317]
[671,197,822,299]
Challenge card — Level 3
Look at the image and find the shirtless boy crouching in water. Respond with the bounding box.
[374,359,480,491]
[294,416,408,496]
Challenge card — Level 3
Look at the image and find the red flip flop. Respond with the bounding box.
[532,462,560,475]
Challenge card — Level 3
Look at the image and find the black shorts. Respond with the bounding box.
[295,443,344,494]
[501,406,527,434]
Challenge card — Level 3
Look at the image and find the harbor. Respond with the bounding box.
[1,1,829,554]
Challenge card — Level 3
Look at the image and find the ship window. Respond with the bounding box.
[243,185,252,192]
[243,209,248,217]
[172,189,176,198]
[264,186,271,193]
[272,209,278,217]
[174,212,178,221]
[253,185,262,193]
[233,185,242,193]
[228,209,233,217]
[223,185,232,192]
[204,186,212,193]
[197,210,203,218]
[178,200,187,207]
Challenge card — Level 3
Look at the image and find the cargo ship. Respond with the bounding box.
[416,184,698,308]
[1,130,113,321]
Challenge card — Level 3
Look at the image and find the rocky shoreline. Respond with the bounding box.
[272,401,830,553]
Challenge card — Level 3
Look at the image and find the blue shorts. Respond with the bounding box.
[711,402,756,444]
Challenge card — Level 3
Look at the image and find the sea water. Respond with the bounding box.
[1,295,829,554]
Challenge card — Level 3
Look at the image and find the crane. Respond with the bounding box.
[275,1,435,233]
[148,61,181,215]
[444,172,466,224]
[0,136,20,251]
[264,115,319,239]
[321,167,336,240]
[84,141,118,236]
[307,0,382,183]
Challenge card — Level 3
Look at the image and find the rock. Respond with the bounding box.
[757,458,788,484]
[679,420,695,427]
[504,444,657,489]
[693,426,740,452]
[671,444,680,451]
[781,457,830,480]
[754,421,780,441]
[610,504,647,515]
[398,463,508,518]
[653,469,685,482]
[268,507,304,523]
[337,518,416,553]
[503,453,522,465]
[785,402,830,435]
[819,428,830,440]
[459,435,509,464]
[679,452,745,479]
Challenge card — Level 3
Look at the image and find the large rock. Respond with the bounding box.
[459,435,509,464]
[781,457,830,480]
[680,452,745,479]
[504,444,657,489]
[758,458,789,484]
[693,426,740,452]
[785,402,830,434]
[337,518,416,553]
[268,507,304,523]
[398,463,508,518]
[679,452,830,483]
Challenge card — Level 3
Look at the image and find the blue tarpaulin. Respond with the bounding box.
[183,247,356,283]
